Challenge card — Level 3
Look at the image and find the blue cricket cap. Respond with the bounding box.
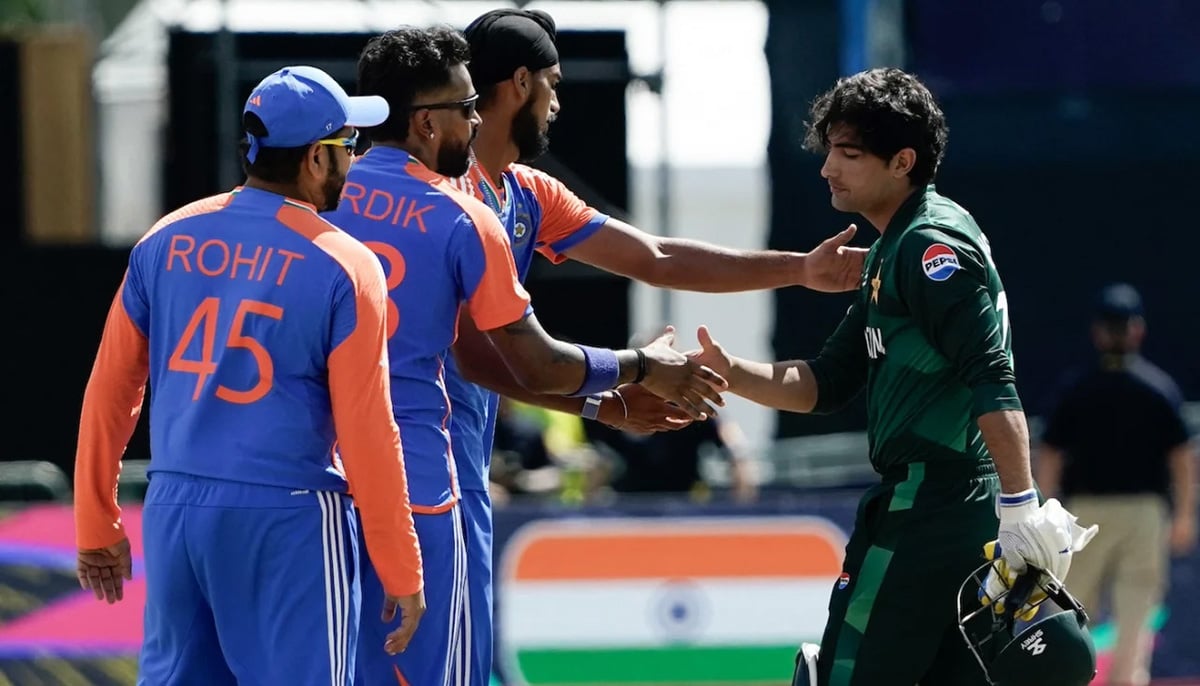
[1095,282,1144,321]
[243,65,389,163]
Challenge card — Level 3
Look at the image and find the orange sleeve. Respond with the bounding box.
[515,165,606,264]
[326,237,424,598]
[74,279,149,550]
[459,201,532,331]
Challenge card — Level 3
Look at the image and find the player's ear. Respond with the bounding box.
[411,108,435,140]
[512,66,531,97]
[892,148,916,178]
[304,141,325,175]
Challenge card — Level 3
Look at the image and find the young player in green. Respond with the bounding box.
[688,68,1095,686]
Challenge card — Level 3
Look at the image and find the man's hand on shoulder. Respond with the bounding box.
[800,224,869,293]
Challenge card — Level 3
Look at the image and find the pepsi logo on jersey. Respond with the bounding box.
[921,243,961,282]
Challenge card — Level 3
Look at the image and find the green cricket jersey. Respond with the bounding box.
[808,185,1023,471]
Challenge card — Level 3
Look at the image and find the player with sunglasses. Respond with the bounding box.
[323,27,727,686]
[74,65,424,684]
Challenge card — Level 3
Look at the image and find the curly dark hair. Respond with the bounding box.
[803,68,948,187]
[356,25,471,142]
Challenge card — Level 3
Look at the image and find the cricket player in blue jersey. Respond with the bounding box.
[435,10,873,684]
[326,27,726,686]
[74,65,425,685]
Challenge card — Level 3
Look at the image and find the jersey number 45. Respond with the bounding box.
[168,297,282,404]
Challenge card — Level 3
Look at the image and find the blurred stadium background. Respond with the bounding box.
[2,0,1198,684]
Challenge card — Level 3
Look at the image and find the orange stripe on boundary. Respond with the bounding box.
[509,519,844,581]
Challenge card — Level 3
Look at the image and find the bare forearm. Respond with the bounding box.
[457,311,590,401]
[1170,443,1197,517]
[978,409,1034,493]
[484,315,639,395]
[725,357,818,413]
[455,313,631,422]
[1035,445,1065,499]
[457,343,587,413]
[458,343,628,420]
[647,238,805,292]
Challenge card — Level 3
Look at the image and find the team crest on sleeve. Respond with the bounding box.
[921,243,961,281]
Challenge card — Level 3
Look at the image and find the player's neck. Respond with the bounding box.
[244,178,313,208]
[865,186,919,234]
[472,112,518,187]
[376,139,435,171]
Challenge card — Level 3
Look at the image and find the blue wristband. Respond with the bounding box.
[569,345,621,397]
[998,489,1038,507]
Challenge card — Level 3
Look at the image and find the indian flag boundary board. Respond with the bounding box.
[499,516,849,686]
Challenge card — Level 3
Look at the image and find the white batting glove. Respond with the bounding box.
[997,489,1099,582]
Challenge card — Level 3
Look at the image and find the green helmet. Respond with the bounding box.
[957,561,1098,686]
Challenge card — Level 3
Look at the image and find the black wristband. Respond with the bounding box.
[633,349,647,384]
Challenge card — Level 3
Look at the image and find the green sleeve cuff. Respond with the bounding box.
[808,358,862,415]
[971,382,1023,418]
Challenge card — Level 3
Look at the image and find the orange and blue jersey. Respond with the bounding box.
[74,186,425,685]
[446,159,608,686]
[323,146,531,512]
[324,146,530,686]
[445,159,608,492]
[74,186,422,595]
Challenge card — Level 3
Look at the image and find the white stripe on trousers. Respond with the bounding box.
[318,492,352,686]
[461,514,473,686]
[443,504,471,686]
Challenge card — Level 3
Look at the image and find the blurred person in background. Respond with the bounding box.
[687,67,1098,685]
[447,9,870,684]
[585,410,757,503]
[325,26,725,686]
[583,331,758,503]
[489,396,603,505]
[1036,282,1197,686]
[74,65,425,684]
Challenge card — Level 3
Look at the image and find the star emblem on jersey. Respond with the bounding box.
[921,243,961,281]
[870,266,883,304]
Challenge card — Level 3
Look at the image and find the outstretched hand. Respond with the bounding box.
[684,325,733,380]
[638,326,727,420]
[803,224,869,293]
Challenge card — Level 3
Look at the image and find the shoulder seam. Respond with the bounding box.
[139,193,233,245]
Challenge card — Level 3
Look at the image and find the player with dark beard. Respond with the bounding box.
[324,26,726,686]
[445,9,876,686]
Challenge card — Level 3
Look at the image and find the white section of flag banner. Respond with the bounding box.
[503,578,832,648]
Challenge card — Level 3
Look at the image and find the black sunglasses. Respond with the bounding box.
[410,94,479,119]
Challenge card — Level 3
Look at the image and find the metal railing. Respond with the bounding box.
[7,403,1195,504]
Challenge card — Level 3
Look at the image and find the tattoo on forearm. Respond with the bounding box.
[500,318,580,367]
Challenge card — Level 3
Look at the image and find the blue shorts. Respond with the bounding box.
[357,504,468,686]
[461,489,494,686]
[139,472,360,686]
